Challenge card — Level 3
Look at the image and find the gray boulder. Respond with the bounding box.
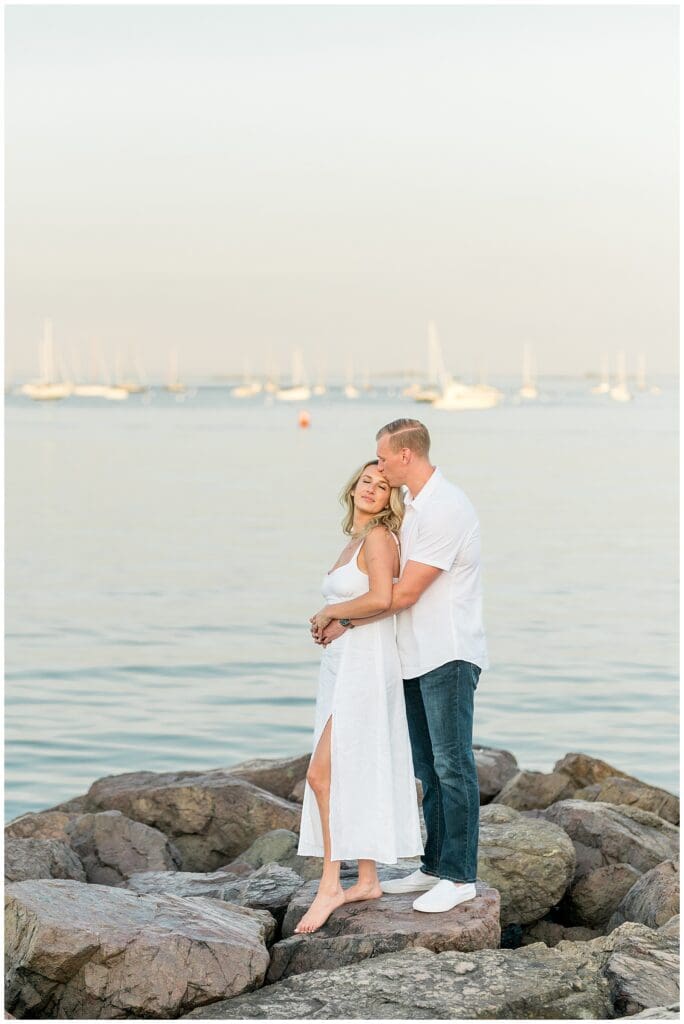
[84,768,302,871]
[268,876,500,982]
[220,863,305,924]
[227,754,310,799]
[541,800,679,880]
[562,863,642,929]
[574,777,680,826]
[66,810,182,884]
[5,837,85,883]
[225,828,324,881]
[478,803,576,925]
[125,866,241,897]
[5,878,270,1019]
[473,745,519,802]
[608,860,680,932]
[493,770,575,811]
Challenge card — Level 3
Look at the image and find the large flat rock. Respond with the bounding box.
[84,768,302,871]
[186,939,612,1019]
[184,921,678,1020]
[267,876,500,981]
[5,879,270,1018]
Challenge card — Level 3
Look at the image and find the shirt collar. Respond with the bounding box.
[403,466,442,510]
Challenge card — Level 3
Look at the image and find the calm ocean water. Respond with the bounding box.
[5,379,679,821]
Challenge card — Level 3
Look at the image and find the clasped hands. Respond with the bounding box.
[309,609,346,646]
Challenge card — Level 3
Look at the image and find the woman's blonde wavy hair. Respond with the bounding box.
[339,460,404,539]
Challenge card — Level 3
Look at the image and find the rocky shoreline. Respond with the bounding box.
[4,748,680,1019]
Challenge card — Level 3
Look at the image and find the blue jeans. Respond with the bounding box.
[403,660,481,883]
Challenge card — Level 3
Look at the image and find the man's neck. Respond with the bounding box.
[405,463,436,499]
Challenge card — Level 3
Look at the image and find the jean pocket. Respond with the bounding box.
[471,664,481,690]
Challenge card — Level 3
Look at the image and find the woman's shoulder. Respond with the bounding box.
[365,524,400,549]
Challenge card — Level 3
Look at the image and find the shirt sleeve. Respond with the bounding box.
[409,505,475,572]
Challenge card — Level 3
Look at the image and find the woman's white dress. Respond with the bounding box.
[297,538,424,864]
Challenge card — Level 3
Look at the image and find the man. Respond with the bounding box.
[317,418,488,913]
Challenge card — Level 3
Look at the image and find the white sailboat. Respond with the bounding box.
[591,354,611,395]
[231,358,263,398]
[73,341,128,399]
[414,322,444,403]
[20,319,72,400]
[116,346,149,394]
[165,349,187,394]
[519,344,539,400]
[636,353,662,395]
[610,351,633,403]
[263,352,279,394]
[427,321,503,411]
[276,349,311,401]
[344,360,360,399]
[312,359,327,396]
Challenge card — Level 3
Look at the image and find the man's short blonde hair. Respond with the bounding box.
[376,418,431,457]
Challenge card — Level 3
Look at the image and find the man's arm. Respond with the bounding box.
[316,560,442,644]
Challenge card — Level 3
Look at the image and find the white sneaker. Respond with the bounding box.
[412,880,477,913]
[380,869,440,894]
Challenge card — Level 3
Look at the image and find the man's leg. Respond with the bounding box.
[419,660,480,883]
[402,675,445,878]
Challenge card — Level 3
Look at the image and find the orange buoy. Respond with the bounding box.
[298,410,311,429]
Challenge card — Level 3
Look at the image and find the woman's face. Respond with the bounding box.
[352,465,392,516]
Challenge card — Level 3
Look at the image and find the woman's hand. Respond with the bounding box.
[310,609,333,635]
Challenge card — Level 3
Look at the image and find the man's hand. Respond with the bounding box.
[313,620,347,646]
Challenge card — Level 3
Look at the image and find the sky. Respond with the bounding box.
[4,4,679,382]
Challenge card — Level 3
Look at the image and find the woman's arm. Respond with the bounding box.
[310,528,396,630]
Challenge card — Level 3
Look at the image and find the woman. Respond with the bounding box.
[295,460,423,933]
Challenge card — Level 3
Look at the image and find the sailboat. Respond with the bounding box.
[344,360,360,399]
[231,358,263,398]
[609,352,632,403]
[591,354,611,395]
[427,321,503,411]
[414,322,445,403]
[72,342,128,399]
[636,353,662,395]
[519,344,539,400]
[116,347,149,394]
[164,349,187,394]
[312,359,327,396]
[276,349,311,401]
[20,319,72,400]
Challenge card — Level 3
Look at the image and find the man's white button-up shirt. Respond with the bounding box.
[397,467,489,678]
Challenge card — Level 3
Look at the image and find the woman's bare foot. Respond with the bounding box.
[294,886,347,934]
[343,880,382,904]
